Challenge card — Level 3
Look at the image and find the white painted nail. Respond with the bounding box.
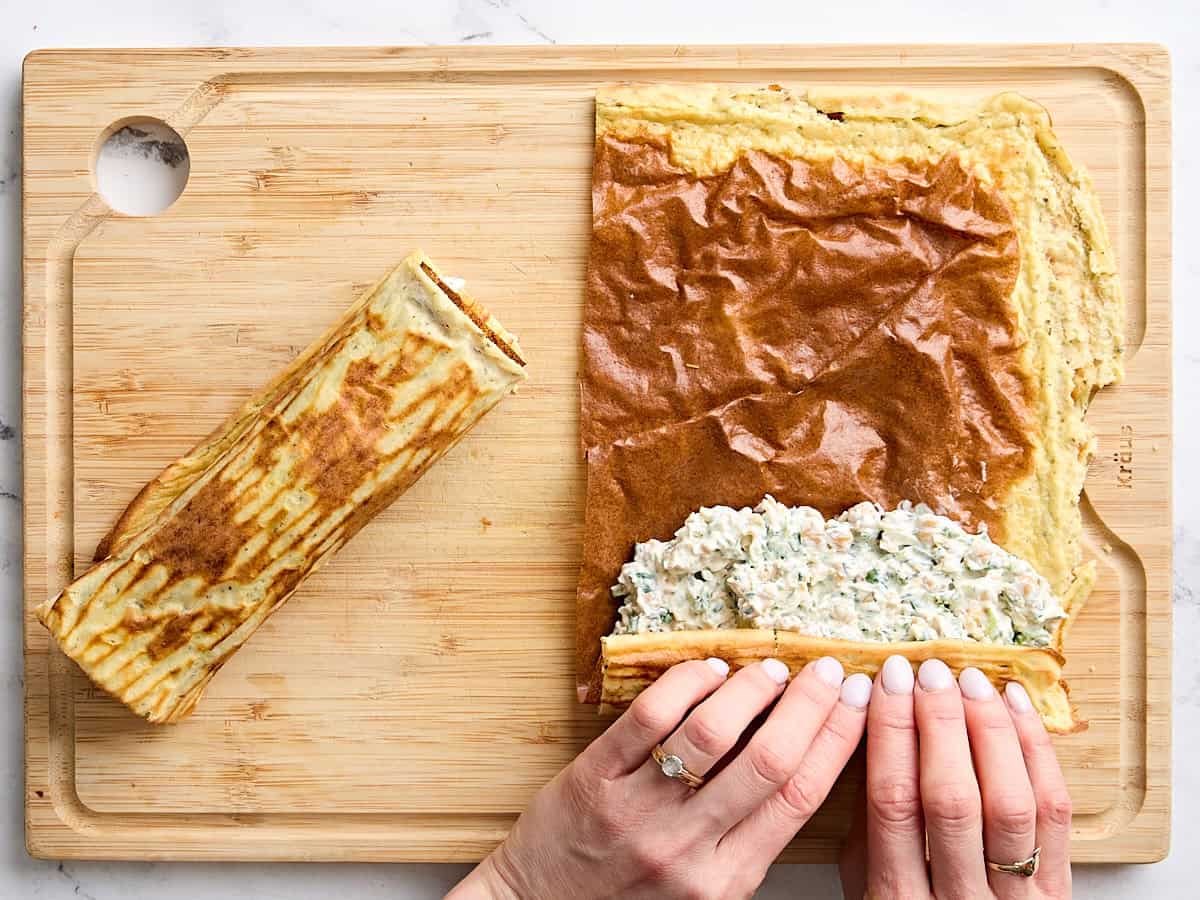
[814,656,845,688]
[917,658,954,692]
[1005,681,1034,714]
[958,667,994,701]
[761,658,790,684]
[881,655,914,695]
[840,673,873,709]
[706,657,730,677]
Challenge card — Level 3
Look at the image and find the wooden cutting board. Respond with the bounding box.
[22,44,1171,862]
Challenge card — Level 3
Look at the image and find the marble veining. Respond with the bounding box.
[1,1,1194,898]
[484,0,556,44]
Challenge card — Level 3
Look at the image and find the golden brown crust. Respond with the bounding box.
[601,630,1083,734]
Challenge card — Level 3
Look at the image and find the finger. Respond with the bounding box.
[629,657,790,799]
[915,658,988,899]
[692,656,844,832]
[959,667,1037,899]
[838,766,869,900]
[723,673,870,863]
[1005,681,1073,896]
[584,658,730,777]
[863,656,928,899]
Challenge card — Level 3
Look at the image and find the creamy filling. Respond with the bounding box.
[611,496,1065,647]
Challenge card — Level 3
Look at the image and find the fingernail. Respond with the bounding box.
[881,655,914,695]
[706,657,730,677]
[814,656,844,688]
[1005,681,1034,714]
[958,667,994,701]
[840,673,873,709]
[761,658,790,684]
[917,658,954,692]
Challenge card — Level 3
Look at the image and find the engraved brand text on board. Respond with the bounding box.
[1114,425,1133,489]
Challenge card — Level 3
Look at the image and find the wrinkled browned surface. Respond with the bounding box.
[578,136,1033,700]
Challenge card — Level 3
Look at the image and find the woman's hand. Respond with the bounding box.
[450,656,871,899]
[839,656,1074,899]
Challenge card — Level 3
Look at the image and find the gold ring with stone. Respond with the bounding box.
[651,744,705,789]
[986,847,1041,877]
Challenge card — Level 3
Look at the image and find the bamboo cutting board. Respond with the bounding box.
[23,45,1171,862]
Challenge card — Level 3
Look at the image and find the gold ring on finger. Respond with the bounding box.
[651,744,705,789]
[986,847,1041,877]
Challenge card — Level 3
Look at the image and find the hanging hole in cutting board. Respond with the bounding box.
[93,117,190,216]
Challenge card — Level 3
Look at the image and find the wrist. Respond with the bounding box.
[447,846,524,900]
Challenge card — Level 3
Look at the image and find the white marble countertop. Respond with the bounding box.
[2,1,1194,896]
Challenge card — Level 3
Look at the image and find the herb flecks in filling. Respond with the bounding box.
[612,496,1065,647]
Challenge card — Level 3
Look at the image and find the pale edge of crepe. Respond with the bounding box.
[594,85,1124,733]
[37,252,526,723]
[602,628,1082,734]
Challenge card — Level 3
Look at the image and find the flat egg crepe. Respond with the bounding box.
[579,86,1124,732]
[39,252,526,723]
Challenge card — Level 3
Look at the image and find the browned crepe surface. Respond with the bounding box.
[39,253,526,722]
[577,136,1033,701]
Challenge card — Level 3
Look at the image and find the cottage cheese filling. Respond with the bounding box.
[611,496,1065,647]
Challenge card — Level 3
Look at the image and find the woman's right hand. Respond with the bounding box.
[839,656,1074,899]
[450,655,870,899]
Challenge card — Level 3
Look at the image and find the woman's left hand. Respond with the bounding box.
[838,657,1074,899]
[450,656,872,900]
